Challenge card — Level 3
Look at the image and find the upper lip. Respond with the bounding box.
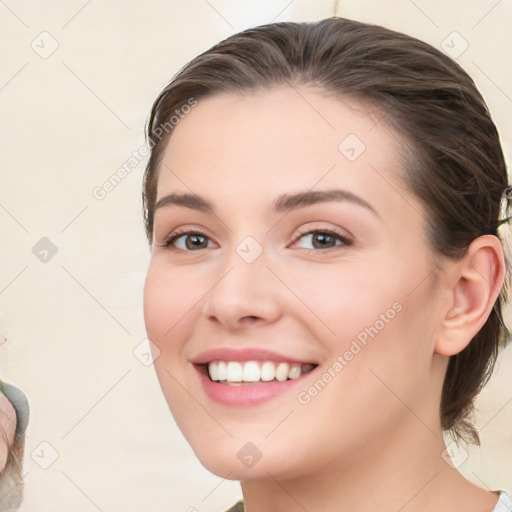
[191,348,317,365]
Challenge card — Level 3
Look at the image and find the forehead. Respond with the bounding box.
[156,86,417,220]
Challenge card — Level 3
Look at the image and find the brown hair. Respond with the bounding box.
[142,17,510,444]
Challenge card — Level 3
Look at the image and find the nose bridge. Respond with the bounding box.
[201,235,280,326]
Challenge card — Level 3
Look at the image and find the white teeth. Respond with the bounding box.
[208,362,219,381]
[260,361,275,381]
[207,360,312,383]
[288,364,301,379]
[242,361,261,382]
[217,361,227,380]
[226,362,243,382]
[275,362,289,382]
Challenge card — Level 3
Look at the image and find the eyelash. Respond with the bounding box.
[160,227,352,252]
[161,229,214,250]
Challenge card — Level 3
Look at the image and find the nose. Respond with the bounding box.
[200,247,282,331]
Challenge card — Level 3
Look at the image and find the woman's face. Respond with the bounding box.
[144,86,447,480]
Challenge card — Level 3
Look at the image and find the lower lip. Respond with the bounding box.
[195,365,312,407]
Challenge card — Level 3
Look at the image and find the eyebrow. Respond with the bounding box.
[154,189,378,217]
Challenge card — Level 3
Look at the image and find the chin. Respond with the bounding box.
[188,434,302,483]
[197,452,279,481]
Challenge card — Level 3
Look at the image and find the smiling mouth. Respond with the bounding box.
[198,360,318,385]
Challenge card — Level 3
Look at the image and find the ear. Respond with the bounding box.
[435,235,506,356]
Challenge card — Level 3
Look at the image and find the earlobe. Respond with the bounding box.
[435,235,506,357]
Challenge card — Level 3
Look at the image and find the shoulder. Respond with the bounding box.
[224,493,512,512]
[224,500,244,512]
[493,491,512,512]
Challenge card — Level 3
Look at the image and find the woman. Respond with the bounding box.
[142,17,511,511]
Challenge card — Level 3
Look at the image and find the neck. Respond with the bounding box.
[240,423,499,512]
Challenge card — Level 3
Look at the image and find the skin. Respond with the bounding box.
[0,391,24,510]
[143,86,505,512]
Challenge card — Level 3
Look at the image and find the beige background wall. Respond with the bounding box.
[1,1,511,510]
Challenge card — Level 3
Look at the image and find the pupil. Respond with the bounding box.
[314,233,334,248]
[186,234,207,249]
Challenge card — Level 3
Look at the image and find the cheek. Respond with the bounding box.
[284,260,401,348]
[288,257,436,392]
[143,264,198,416]
[143,261,200,344]
[286,272,437,449]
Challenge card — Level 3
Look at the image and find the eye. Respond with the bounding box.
[162,230,216,251]
[293,229,352,250]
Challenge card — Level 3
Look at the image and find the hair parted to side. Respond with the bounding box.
[142,17,510,444]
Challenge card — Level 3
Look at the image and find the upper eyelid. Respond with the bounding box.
[163,229,216,247]
[291,229,352,248]
[295,226,349,237]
